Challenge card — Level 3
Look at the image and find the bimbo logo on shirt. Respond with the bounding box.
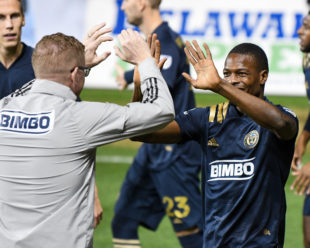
[208,157,255,182]
[0,110,54,134]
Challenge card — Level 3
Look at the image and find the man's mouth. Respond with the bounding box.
[231,83,245,91]
[3,33,17,40]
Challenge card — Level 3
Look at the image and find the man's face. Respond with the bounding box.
[121,0,143,26]
[298,14,310,53]
[0,0,24,50]
[223,53,264,98]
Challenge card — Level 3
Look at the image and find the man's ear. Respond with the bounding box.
[69,67,78,91]
[139,0,147,11]
[259,69,268,86]
[22,15,25,27]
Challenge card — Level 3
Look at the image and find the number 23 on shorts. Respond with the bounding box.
[162,196,191,219]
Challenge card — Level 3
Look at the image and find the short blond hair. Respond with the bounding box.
[32,33,85,77]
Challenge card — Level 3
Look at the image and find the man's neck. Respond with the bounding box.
[139,10,163,36]
[0,43,23,69]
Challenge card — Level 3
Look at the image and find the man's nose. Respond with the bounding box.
[227,74,239,84]
[5,17,14,29]
[297,25,303,36]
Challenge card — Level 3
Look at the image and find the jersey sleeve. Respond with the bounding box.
[276,105,299,138]
[124,69,134,84]
[75,58,175,148]
[175,107,207,143]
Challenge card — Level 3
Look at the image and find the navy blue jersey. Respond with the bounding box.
[0,43,34,98]
[303,53,310,132]
[175,99,298,247]
[126,22,200,170]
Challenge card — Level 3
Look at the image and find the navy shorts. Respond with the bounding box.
[304,194,310,216]
[114,149,202,232]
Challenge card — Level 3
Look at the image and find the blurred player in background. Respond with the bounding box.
[0,0,104,228]
[0,29,175,248]
[112,0,203,247]
[132,41,298,248]
[0,0,34,97]
[290,10,310,248]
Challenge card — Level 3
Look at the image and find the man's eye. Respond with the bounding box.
[238,72,247,76]
[11,13,20,19]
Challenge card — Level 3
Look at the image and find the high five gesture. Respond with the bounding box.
[182,40,222,92]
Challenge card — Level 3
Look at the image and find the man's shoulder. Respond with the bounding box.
[22,42,34,50]
[156,22,184,49]
[207,102,230,124]
[179,106,209,122]
[303,52,310,71]
[264,97,297,120]
[8,80,35,98]
[13,43,34,68]
[22,42,34,55]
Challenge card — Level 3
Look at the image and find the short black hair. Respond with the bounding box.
[228,43,269,72]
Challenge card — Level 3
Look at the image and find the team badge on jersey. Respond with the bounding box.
[243,130,259,149]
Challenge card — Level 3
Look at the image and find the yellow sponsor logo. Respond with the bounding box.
[263,228,271,236]
[208,137,219,147]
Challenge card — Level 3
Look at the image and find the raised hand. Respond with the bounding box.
[291,162,310,195]
[291,146,303,173]
[131,33,166,103]
[83,22,113,68]
[114,29,151,65]
[182,40,222,92]
[146,33,167,70]
[133,33,167,88]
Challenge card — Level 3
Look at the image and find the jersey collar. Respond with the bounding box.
[30,79,77,101]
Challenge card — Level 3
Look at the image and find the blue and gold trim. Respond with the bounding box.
[209,102,229,123]
[113,238,141,248]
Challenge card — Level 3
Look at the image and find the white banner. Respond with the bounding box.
[22,0,308,95]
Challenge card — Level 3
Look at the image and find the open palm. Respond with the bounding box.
[182,40,222,92]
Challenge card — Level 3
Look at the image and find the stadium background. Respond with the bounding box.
[23,0,307,94]
[22,0,310,247]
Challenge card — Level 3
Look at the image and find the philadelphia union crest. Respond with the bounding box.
[244,130,259,149]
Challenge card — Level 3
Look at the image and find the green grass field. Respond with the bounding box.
[80,88,309,248]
